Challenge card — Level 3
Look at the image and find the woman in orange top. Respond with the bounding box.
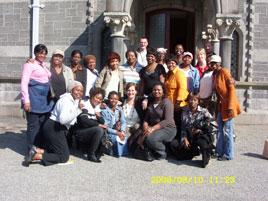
[165,54,188,142]
[211,55,242,161]
[165,54,188,109]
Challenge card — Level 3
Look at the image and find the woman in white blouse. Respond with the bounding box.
[122,82,143,137]
[24,81,84,166]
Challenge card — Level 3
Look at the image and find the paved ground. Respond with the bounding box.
[0,116,267,201]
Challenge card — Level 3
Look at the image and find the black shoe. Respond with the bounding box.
[211,154,219,159]
[217,157,230,161]
[155,155,166,160]
[144,148,154,161]
[24,146,37,167]
[87,154,101,163]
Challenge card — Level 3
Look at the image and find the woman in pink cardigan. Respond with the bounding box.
[21,44,53,152]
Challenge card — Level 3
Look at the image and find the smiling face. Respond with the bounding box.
[167,60,177,71]
[152,84,164,99]
[182,55,193,66]
[90,93,103,108]
[71,85,83,100]
[35,50,47,63]
[72,53,82,65]
[146,54,156,64]
[126,85,137,99]
[175,45,184,56]
[210,62,221,72]
[108,93,119,108]
[109,58,119,70]
[52,54,63,66]
[126,51,137,65]
[86,59,96,70]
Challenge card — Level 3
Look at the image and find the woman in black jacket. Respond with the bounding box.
[74,87,107,163]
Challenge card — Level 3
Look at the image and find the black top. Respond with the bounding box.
[139,64,166,96]
[76,67,87,97]
[50,67,66,101]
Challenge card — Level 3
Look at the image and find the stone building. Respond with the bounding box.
[0,0,267,123]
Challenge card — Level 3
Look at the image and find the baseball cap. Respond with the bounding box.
[52,49,64,57]
[182,52,193,59]
[210,55,222,63]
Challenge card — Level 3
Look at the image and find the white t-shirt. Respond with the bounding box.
[85,69,98,97]
[137,50,148,67]
[199,71,213,99]
[179,67,191,92]
[105,71,120,99]
[82,99,101,120]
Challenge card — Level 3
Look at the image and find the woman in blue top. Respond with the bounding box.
[101,91,128,157]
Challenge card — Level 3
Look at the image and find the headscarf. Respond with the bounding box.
[157,48,168,54]
[67,81,82,92]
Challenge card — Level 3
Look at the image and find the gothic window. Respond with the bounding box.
[231,30,239,80]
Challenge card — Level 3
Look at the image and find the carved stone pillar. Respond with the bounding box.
[104,12,132,63]
[202,24,220,55]
[216,14,241,71]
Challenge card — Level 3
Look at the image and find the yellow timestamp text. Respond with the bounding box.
[151,176,235,184]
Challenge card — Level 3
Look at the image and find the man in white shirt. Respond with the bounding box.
[136,37,149,67]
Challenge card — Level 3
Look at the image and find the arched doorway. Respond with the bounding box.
[145,9,195,54]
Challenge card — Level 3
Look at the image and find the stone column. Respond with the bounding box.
[104,12,132,64]
[202,24,220,55]
[216,14,241,71]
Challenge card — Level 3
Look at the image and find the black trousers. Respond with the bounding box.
[75,126,105,155]
[174,109,183,140]
[170,134,213,167]
[41,119,69,166]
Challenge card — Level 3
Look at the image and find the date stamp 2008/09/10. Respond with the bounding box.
[151,176,235,184]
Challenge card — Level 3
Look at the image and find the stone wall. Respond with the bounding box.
[252,1,268,110]
[0,0,106,116]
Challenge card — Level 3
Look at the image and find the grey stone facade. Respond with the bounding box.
[0,0,267,122]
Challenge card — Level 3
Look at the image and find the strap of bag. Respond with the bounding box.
[118,106,121,120]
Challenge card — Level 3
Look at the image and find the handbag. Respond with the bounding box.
[210,91,218,104]
[100,131,113,154]
[112,107,122,131]
[209,74,219,111]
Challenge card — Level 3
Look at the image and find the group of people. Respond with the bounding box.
[21,38,241,168]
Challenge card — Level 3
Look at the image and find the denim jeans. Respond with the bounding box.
[26,112,49,152]
[108,133,129,157]
[216,110,234,160]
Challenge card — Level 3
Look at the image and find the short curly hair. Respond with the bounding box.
[107,52,120,63]
[83,55,96,66]
[108,91,119,99]
[89,87,105,99]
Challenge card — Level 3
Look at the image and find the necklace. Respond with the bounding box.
[123,101,136,119]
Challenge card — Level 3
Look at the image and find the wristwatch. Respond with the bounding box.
[151,127,155,131]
